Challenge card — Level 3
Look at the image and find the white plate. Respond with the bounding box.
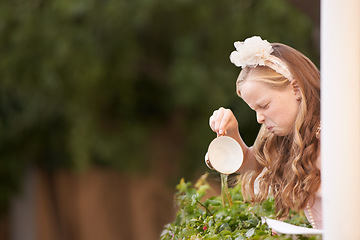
[264,217,323,235]
[207,136,243,174]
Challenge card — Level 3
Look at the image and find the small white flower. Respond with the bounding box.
[230,36,273,68]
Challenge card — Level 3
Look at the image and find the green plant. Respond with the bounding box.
[161,173,322,240]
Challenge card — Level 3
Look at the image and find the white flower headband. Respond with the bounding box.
[229,36,294,82]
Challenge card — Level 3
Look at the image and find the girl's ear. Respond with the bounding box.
[291,80,302,100]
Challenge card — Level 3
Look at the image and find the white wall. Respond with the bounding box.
[321,0,360,239]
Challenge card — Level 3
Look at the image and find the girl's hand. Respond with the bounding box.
[209,107,259,174]
[209,107,239,138]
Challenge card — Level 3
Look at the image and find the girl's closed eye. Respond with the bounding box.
[259,102,270,109]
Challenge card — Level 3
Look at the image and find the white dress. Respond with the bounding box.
[304,193,322,229]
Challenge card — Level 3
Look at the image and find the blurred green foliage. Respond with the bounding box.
[0,0,317,214]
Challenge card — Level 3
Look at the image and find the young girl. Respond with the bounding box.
[209,36,322,229]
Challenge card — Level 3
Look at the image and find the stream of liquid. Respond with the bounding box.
[220,174,233,207]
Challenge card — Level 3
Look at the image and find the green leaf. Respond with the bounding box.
[245,228,255,238]
[218,225,231,234]
[204,235,219,240]
[234,235,246,240]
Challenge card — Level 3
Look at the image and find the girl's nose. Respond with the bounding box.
[256,112,265,124]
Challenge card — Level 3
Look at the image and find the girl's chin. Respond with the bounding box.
[268,127,289,136]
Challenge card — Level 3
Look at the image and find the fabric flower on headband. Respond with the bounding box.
[229,36,294,82]
[230,36,273,68]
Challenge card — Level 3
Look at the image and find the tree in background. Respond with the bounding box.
[0,0,317,216]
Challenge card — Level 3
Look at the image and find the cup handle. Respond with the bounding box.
[204,152,214,170]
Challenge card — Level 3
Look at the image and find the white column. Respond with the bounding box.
[321,0,360,239]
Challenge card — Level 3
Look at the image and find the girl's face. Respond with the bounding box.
[239,70,301,136]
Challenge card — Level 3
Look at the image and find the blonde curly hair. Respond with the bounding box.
[237,43,321,217]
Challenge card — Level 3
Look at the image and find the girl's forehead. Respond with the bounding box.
[240,80,270,105]
[240,76,270,93]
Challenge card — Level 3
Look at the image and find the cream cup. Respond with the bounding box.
[205,136,243,174]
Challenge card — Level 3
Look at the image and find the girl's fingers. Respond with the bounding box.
[219,109,232,135]
[209,115,216,132]
[214,108,225,134]
[209,109,219,132]
[209,107,230,135]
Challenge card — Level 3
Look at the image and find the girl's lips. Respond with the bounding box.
[267,126,273,132]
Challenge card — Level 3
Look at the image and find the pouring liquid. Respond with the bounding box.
[220,174,233,207]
